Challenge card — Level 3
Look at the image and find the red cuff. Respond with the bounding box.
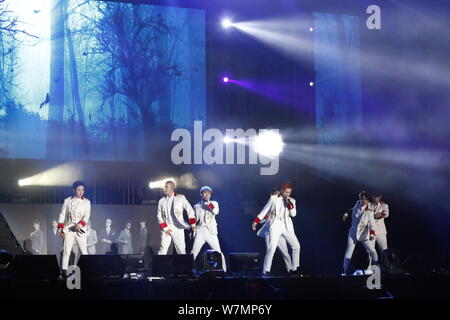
[288,204,295,210]
[370,230,376,236]
[188,218,196,225]
[264,214,270,220]
[208,203,215,210]
[379,212,386,217]
[78,220,86,227]
[57,223,64,229]
[160,222,168,230]
[254,217,261,224]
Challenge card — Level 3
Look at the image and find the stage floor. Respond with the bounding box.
[1,272,449,300]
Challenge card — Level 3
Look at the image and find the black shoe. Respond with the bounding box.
[289,268,303,277]
[262,272,270,277]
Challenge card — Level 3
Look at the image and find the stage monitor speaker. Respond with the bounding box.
[78,255,124,280]
[120,254,145,274]
[0,212,25,255]
[152,254,194,277]
[13,255,60,282]
[229,252,261,273]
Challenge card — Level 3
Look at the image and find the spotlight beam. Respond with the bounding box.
[233,16,450,88]
[18,162,83,187]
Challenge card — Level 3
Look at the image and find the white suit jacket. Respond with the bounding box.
[194,200,219,235]
[157,193,196,232]
[348,202,376,242]
[58,196,91,233]
[371,202,389,235]
[255,195,297,237]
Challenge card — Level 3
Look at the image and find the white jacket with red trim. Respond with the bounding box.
[254,195,297,237]
[57,196,91,233]
[348,201,376,242]
[371,201,389,235]
[194,200,219,235]
[157,193,196,232]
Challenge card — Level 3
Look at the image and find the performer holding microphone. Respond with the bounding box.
[57,181,91,276]
[157,180,197,255]
[342,191,378,275]
[252,188,292,273]
[253,182,301,276]
[190,186,227,272]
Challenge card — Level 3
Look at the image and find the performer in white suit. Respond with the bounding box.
[157,180,197,255]
[252,188,291,273]
[254,182,300,276]
[57,181,91,274]
[191,186,227,272]
[342,191,378,275]
[371,192,389,254]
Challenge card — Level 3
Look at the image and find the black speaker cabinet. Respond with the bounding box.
[152,254,194,277]
[78,255,124,280]
[229,252,261,272]
[13,255,60,282]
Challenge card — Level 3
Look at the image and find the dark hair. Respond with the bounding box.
[372,192,382,198]
[281,181,293,190]
[358,190,369,200]
[72,181,85,190]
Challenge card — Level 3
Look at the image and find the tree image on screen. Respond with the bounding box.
[0,0,206,161]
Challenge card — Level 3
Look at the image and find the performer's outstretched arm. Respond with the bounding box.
[252,196,274,230]
[57,198,68,230]
[157,200,169,232]
[79,201,91,228]
[183,196,197,227]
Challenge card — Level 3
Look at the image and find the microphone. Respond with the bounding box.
[284,197,294,209]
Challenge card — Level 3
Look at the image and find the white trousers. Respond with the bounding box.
[62,231,87,270]
[265,235,292,272]
[343,235,378,274]
[191,227,227,272]
[375,234,388,254]
[158,225,186,255]
[263,220,300,273]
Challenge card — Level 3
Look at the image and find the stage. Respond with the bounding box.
[1,273,449,300]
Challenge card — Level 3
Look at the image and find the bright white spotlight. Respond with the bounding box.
[309,27,314,32]
[15,162,82,187]
[309,81,314,87]
[253,131,284,158]
[222,18,232,28]
[149,177,176,189]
